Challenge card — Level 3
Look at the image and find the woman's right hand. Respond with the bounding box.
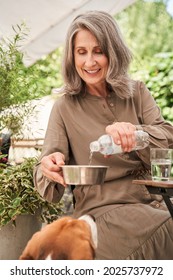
[40,152,66,187]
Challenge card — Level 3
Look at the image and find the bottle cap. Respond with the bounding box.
[90,141,100,152]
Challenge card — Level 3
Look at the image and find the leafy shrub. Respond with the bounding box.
[0,23,43,135]
[131,52,173,124]
[0,157,63,227]
[29,47,63,97]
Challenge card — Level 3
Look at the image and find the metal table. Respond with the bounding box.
[133,179,173,218]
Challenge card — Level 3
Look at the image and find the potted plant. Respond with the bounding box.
[0,22,42,144]
[0,157,63,259]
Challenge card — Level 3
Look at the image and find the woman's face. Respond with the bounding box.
[74,29,108,89]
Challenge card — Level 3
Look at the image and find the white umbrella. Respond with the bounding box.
[0,0,136,66]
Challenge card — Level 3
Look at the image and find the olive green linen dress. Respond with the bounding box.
[34,80,173,259]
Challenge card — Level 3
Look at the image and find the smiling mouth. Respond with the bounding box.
[84,69,100,74]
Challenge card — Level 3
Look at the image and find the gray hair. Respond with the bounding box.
[61,10,134,98]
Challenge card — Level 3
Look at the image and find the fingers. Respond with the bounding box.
[41,152,67,187]
[105,122,136,152]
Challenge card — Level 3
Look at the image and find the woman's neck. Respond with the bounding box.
[86,84,108,98]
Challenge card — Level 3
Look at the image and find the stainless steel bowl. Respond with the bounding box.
[62,165,108,185]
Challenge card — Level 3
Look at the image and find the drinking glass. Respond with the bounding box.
[150,148,173,181]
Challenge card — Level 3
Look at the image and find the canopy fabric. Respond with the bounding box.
[0,0,136,66]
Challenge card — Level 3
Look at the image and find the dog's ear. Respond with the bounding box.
[37,247,48,260]
[19,231,42,260]
[19,245,47,260]
[19,253,34,260]
[51,251,68,260]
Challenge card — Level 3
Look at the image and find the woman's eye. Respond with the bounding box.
[94,49,103,54]
[78,50,86,55]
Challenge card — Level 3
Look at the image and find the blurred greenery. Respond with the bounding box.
[129,51,173,123]
[29,47,63,97]
[116,0,173,59]
[115,0,173,124]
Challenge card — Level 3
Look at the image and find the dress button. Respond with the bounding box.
[155,203,160,208]
[109,103,114,107]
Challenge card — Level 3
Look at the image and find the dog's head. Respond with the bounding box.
[19,215,97,260]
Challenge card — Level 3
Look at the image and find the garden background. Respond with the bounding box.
[1,0,173,132]
[26,0,173,124]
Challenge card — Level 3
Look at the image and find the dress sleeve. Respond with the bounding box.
[134,81,173,166]
[33,162,65,203]
[33,99,69,202]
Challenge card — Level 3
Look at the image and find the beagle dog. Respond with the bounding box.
[19,215,97,260]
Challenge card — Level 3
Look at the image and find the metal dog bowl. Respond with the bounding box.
[62,165,108,185]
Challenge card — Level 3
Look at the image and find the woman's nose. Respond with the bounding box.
[85,54,96,67]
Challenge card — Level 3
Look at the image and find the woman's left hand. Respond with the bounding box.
[105,122,136,152]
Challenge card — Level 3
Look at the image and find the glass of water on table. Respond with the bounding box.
[150,148,173,181]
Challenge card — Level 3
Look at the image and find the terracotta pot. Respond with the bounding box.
[0,212,42,260]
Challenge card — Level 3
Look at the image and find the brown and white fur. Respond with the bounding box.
[19,215,97,260]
